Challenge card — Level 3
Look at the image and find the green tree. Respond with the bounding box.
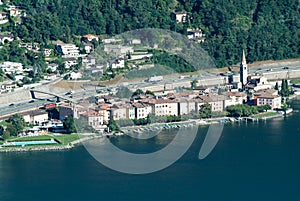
[4,123,17,138]
[199,103,212,118]
[63,116,77,133]
[191,79,198,89]
[7,114,25,134]
[0,126,4,136]
[226,104,259,117]
[145,90,155,97]
[108,120,120,132]
[280,79,291,97]
[116,86,132,98]
[132,89,144,97]
[274,82,279,90]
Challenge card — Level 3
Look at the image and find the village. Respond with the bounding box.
[0,49,293,141]
[0,1,205,95]
[0,1,297,149]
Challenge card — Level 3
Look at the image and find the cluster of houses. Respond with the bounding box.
[172,11,206,43]
[0,46,286,135]
[0,4,208,93]
[0,4,26,25]
[55,84,280,132]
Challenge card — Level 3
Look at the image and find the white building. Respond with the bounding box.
[70,71,82,80]
[109,59,125,69]
[223,91,247,107]
[64,58,78,69]
[187,28,205,43]
[44,49,53,57]
[43,74,57,80]
[127,38,141,45]
[102,38,122,44]
[148,99,178,116]
[8,7,26,18]
[97,106,111,124]
[0,62,23,74]
[0,12,8,24]
[246,75,272,92]
[47,63,58,72]
[133,103,152,119]
[173,12,187,23]
[81,109,104,130]
[110,104,127,120]
[56,44,80,57]
[22,110,49,125]
[0,83,16,93]
[104,45,134,57]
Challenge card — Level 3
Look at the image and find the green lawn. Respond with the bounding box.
[6,134,91,146]
[252,112,278,118]
[290,79,300,84]
[53,134,88,145]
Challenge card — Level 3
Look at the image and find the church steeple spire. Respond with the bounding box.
[240,49,248,89]
[241,49,247,65]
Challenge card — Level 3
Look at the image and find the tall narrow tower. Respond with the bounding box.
[240,50,248,87]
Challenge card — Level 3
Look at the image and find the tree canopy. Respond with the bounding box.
[9,0,299,68]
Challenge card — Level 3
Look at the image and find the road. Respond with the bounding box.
[1,65,300,118]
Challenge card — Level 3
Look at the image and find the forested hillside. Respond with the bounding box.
[9,0,300,68]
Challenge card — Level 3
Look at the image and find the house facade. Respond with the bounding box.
[56,44,80,57]
[133,103,152,119]
[254,89,281,109]
[148,99,178,116]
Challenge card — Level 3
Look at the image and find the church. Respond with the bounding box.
[237,50,272,92]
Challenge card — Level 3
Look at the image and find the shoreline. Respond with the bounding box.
[0,112,289,153]
[1,95,298,153]
[0,135,102,153]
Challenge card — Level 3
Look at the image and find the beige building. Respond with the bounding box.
[81,109,104,130]
[173,12,187,23]
[110,104,128,120]
[195,94,230,112]
[59,104,85,120]
[223,91,247,108]
[246,75,272,92]
[254,89,281,109]
[148,99,178,116]
[97,106,111,124]
[104,45,134,57]
[22,110,48,125]
[133,103,152,119]
[177,98,197,115]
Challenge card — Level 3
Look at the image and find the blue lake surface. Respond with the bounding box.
[1,98,300,201]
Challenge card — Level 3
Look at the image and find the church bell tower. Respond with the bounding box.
[240,50,248,88]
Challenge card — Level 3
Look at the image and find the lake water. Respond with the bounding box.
[1,98,300,201]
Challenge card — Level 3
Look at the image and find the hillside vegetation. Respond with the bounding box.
[10,0,300,67]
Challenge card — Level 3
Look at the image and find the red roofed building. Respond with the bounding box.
[82,34,99,42]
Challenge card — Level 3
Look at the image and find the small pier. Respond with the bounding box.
[244,117,259,122]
